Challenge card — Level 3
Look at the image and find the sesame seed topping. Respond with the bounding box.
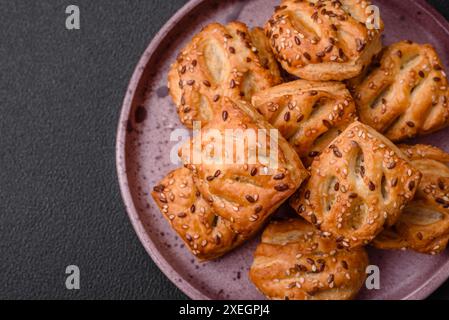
[222,110,228,121]
[246,195,256,203]
[251,168,258,176]
[273,173,286,180]
[275,184,289,192]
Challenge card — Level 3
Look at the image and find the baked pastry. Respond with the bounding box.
[265,0,383,81]
[290,121,422,248]
[249,218,368,300]
[168,22,282,129]
[152,167,244,260]
[180,97,309,237]
[349,41,449,142]
[252,80,356,165]
[152,98,308,260]
[373,144,449,255]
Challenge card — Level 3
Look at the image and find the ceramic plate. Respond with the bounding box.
[116,0,449,300]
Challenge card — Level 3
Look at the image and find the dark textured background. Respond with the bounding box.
[1,0,449,300]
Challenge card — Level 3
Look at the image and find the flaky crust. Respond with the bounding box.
[168,22,282,129]
[349,41,449,142]
[265,0,383,81]
[252,80,356,165]
[373,144,449,254]
[151,168,244,260]
[152,98,308,260]
[180,97,309,237]
[249,219,368,300]
[290,122,422,248]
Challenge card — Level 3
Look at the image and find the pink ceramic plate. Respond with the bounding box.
[117,0,449,300]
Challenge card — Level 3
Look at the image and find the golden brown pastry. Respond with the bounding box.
[152,167,244,260]
[265,0,383,81]
[290,121,422,248]
[349,41,449,142]
[168,22,282,129]
[374,144,449,255]
[152,98,308,260]
[249,218,368,300]
[252,80,356,165]
[180,97,309,237]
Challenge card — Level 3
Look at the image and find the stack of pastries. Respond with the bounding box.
[152,0,449,300]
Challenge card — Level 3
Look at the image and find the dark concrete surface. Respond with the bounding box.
[0,0,448,300]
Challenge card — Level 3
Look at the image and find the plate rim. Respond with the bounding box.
[116,0,449,300]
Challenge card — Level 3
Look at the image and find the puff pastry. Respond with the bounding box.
[249,218,368,300]
[373,144,449,255]
[349,41,449,142]
[252,80,356,164]
[265,0,383,81]
[152,167,244,260]
[168,22,282,129]
[290,121,422,248]
[152,98,308,260]
[180,97,309,237]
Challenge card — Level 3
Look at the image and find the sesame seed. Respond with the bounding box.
[334,182,340,191]
[246,195,256,203]
[391,177,398,187]
[332,146,342,158]
[387,162,396,169]
[153,185,165,193]
[249,214,259,222]
[275,184,289,192]
[273,173,285,180]
[178,212,187,218]
[251,168,258,176]
[222,111,228,121]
